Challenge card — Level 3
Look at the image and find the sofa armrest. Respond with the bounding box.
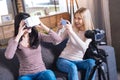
[98,45,118,80]
[0,64,14,80]
[0,48,19,80]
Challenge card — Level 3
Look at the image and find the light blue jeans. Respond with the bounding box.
[18,70,56,80]
[56,58,95,80]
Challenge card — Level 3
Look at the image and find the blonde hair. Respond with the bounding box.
[74,7,94,31]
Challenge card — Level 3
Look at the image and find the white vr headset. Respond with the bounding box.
[24,16,40,28]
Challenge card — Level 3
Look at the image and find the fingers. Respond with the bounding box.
[66,20,71,24]
[18,20,28,36]
[57,22,63,29]
[23,29,29,34]
[65,22,73,32]
[19,25,26,34]
[19,20,25,28]
[19,20,26,30]
[36,20,44,28]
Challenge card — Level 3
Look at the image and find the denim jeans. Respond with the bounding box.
[18,70,56,80]
[56,58,95,80]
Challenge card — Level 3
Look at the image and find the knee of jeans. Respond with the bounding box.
[18,76,32,80]
[69,64,77,72]
[45,70,56,78]
[88,59,95,67]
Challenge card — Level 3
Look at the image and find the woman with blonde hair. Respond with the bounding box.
[56,7,95,80]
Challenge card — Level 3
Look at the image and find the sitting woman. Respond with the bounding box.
[56,7,96,80]
[4,12,62,80]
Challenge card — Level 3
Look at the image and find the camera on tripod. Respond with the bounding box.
[85,28,105,42]
[83,29,107,61]
[83,29,109,80]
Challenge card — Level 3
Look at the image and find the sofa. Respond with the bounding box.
[0,39,118,80]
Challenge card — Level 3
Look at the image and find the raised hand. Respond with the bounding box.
[65,21,73,33]
[15,20,28,42]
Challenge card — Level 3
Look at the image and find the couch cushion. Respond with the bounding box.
[0,48,19,80]
[0,64,14,80]
[41,39,68,69]
[41,43,55,68]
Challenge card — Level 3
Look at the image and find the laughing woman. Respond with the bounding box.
[56,7,96,80]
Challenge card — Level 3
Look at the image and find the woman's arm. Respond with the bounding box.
[5,38,18,59]
[55,26,68,44]
[66,24,91,53]
[5,20,27,59]
[37,21,62,44]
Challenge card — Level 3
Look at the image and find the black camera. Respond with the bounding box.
[83,29,107,61]
[85,29,105,42]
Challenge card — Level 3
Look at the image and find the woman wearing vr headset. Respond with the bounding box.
[4,12,62,80]
[56,7,96,80]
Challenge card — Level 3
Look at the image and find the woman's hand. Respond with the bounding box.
[18,21,27,36]
[57,22,63,30]
[36,20,43,29]
[65,21,73,33]
[36,20,50,33]
[15,20,28,42]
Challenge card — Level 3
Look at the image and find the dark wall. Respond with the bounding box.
[109,0,120,72]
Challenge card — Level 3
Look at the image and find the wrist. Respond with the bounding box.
[68,29,74,33]
[43,25,50,32]
[39,22,50,32]
[15,35,21,42]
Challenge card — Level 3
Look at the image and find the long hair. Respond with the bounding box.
[29,27,39,49]
[14,12,30,36]
[14,12,39,49]
[74,7,94,32]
